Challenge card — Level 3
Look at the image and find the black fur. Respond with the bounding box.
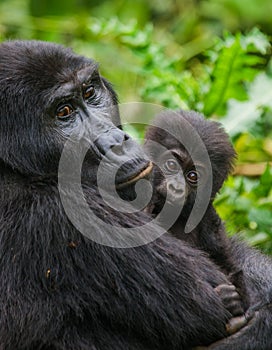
[0,40,234,349]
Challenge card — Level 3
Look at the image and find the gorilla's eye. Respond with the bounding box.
[164,159,179,172]
[56,104,74,119]
[84,86,95,100]
[186,170,198,184]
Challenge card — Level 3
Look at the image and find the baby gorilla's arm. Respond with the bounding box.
[215,283,244,317]
[215,283,249,335]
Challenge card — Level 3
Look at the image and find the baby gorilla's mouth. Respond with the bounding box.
[116,161,153,189]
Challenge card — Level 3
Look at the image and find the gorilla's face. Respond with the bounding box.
[0,40,152,190]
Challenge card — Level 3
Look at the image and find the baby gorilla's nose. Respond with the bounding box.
[167,182,184,194]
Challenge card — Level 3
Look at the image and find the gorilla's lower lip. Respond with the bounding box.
[116,161,153,189]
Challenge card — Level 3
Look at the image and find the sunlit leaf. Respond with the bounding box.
[221,73,272,136]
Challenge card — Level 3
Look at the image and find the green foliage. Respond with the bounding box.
[215,166,272,253]
[203,29,270,116]
[221,73,272,137]
[128,27,271,117]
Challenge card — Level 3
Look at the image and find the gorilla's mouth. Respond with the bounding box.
[116,161,153,189]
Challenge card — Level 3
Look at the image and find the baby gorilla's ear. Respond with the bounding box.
[199,120,236,196]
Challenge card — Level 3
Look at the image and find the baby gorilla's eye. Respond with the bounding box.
[84,85,95,100]
[164,159,179,172]
[56,104,74,119]
[186,170,198,184]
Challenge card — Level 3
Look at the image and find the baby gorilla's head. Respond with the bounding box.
[144,110,236,215]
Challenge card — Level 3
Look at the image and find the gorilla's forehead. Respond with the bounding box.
[20,57,97,90]
[76,65,99,84]
[162,133,181,148]
[0,40,98,91]
[49,65,100,99]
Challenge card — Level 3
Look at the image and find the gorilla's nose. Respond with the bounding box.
[167,180,185,196]
[94,129,130,157]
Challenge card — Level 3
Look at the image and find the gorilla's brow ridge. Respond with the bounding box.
[77,64,100,85]
[47,64,100,107]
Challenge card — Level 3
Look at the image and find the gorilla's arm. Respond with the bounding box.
[203,238,272,350]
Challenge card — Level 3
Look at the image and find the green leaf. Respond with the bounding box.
[203,36,242,116]
[253,165,272,197]
[241,27,270,54]
[248,208,272,230]
[203,30,270,117]
[221,73,272,136]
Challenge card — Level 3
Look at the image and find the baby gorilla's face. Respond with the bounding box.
[152,149,199,205]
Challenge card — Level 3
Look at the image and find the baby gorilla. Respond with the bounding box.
[144,110,249,314]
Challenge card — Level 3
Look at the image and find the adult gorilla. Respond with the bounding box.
[0,40,235,350]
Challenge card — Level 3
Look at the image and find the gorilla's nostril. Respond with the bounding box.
[95,129,128,157]
[168,183,183,194]
[168,184,175,192]
[110,134,129,156]
[111,144,124,156]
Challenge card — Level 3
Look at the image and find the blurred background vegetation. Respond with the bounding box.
[0,0,272,252]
